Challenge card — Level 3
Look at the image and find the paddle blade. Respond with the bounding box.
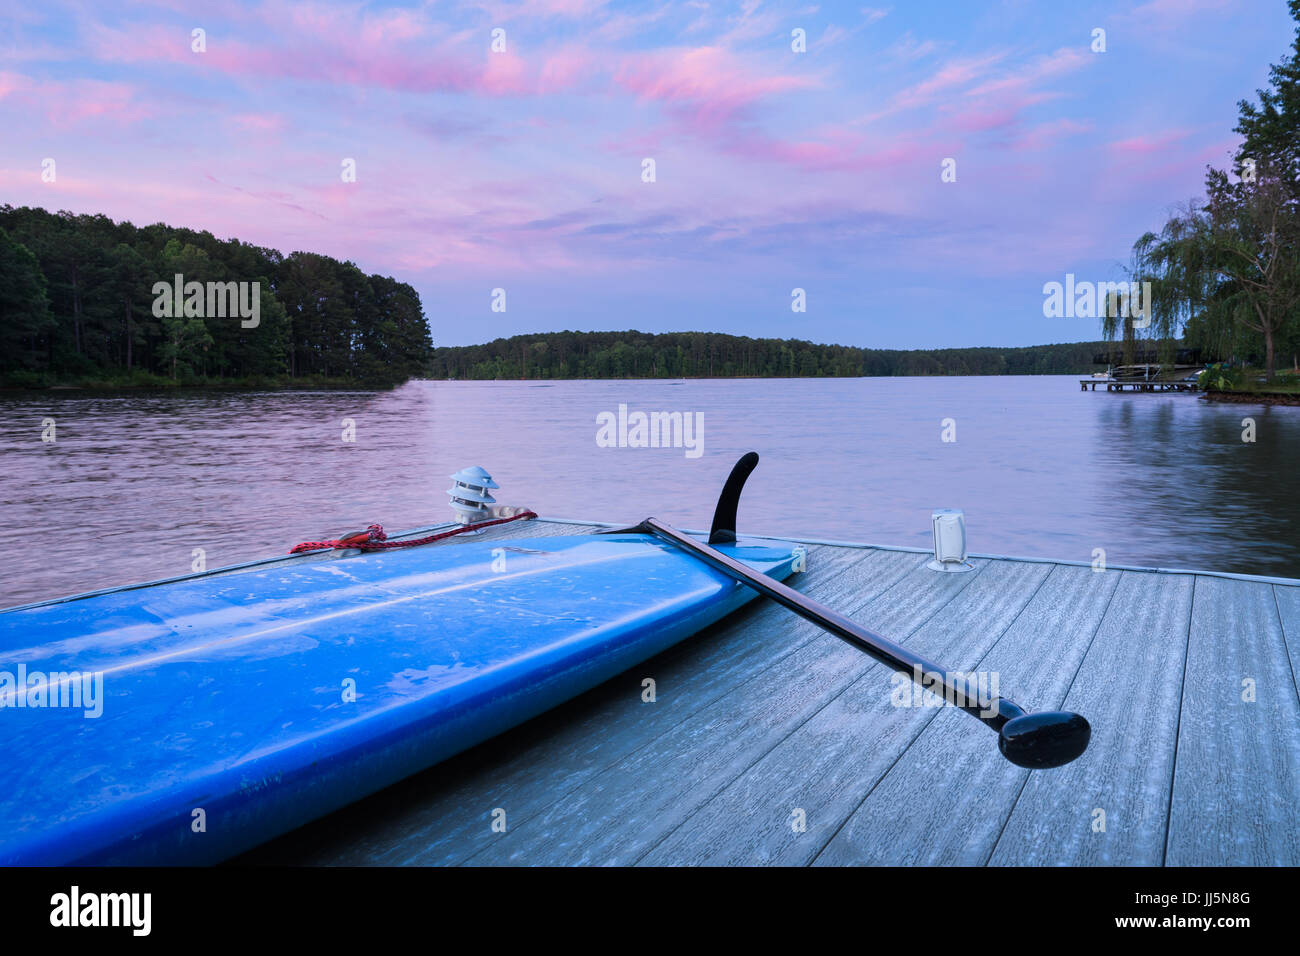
[998,712,1091,769]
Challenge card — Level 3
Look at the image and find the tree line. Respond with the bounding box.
[1108,0,1300,382]
[0,205,434,387]
[429,330,1111,379]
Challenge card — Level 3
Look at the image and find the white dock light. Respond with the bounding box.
[928,509,973,573]
[448,466,499,524]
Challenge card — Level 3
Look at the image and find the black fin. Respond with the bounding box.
[708,452,759,544]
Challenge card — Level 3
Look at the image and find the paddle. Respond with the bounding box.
[610,453,1091,769]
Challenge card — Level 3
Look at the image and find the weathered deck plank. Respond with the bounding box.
[811,563,1121,866]
[988,571,1195,865]
[642,557,1056,866]
[1165,576,1300,865]
[240,540,906,865]
[1272,584,1300,693]
[463,554,993,865]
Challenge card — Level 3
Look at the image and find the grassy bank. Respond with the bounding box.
[1203,390,1300,405]
[1198,365,1300,391]
[1197,365,1300,404]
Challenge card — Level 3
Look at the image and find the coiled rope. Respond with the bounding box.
[289,510,538,554]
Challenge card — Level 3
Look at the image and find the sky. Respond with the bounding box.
[1,0,1294,348]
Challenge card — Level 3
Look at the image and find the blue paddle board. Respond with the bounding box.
[0,532,797,865]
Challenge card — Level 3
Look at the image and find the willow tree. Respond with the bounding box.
[1102,203,1209,366]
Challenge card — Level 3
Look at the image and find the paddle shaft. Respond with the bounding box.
[641,518,1027,734]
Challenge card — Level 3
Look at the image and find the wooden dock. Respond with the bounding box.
[1081,363,1203,392]
[237,517,1300,866]
[1080,378,1200,392]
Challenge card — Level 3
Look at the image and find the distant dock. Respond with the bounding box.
[1079,377,1200,392]
[1080,362,1202,392]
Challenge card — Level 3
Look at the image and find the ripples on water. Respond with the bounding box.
[2,376,1297,606]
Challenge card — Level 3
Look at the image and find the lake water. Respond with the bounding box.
[3,375,1298,606]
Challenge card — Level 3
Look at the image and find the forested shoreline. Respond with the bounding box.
[429,331,1113,379]
[0,205,434,388]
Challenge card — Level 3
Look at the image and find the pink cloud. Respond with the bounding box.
[4,76,155,126]
[84,16,589,99]
[903,46,1095,152]
[891,53,1009,111]
[230,112,285,133]
[538,48,597,94]
[723,127,930,174]
[865,45,1092,131]
[1108,130,1193,154]
[85,23,203,67]
[855,51,1004,127]
[475,0,612,18]
[0,71,33,99]
[517,0,611,15]
[615,46,817,120]
[1128,0,1236,27]
[284,2,430,44]
[480,52,530,96]
[73,7,811,116]
[883,33,941,64]
[1009,118,1095,152]
[965,47,1090,99]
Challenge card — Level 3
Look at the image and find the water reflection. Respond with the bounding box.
[1,376,1296,606]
